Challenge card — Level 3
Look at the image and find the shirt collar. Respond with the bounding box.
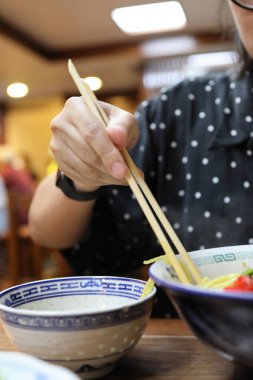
[208,73,253,150]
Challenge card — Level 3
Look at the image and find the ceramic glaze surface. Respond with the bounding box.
[17,294,136,312]
[0,276,156,379]
[149,245,253,369]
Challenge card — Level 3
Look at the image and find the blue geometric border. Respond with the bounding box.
[1,301,152,331]
[193,251,253,266]
[0,277,155,330]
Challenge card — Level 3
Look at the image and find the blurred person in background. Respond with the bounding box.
[29,0,253,317]
[0,175,9,278]
[0,154,36,195]
[0,152,36,225]
[0,175,9,237]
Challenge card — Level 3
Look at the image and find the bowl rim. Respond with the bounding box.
[0,275,156,316]
[149,260,253,301]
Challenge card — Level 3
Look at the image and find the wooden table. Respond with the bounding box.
[0,319,252,379]
[106,319,253,380]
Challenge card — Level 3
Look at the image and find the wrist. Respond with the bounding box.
[55,170,104,201]
[73,180,99,193]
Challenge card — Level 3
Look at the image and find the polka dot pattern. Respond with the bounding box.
[62,69,253,318]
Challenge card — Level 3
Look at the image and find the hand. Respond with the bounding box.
[50,96,139,192]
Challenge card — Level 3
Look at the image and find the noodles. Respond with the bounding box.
[140,255,171,298]
[140,277,155,299]
[199,274,240,289]
[200,266,253,291]
[140,254,192,298]
[142,252,253,297]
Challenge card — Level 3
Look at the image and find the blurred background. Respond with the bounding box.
[0,0,238,285]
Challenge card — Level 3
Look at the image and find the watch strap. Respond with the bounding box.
[56,170,103,201]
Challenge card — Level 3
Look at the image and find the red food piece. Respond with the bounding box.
[224,275,253,292]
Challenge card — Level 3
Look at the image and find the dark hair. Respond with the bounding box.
[238,41,253,72]
[231,32,253,78]
[218,1,253,78]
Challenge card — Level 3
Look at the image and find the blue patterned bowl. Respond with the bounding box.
[0,276,155,379]
[149,245,253,369]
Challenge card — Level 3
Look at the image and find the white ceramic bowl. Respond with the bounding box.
[149,245,253,368]
[0,276,156,379]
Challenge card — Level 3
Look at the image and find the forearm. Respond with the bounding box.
[28,172,96,249]
[29,98,139,249]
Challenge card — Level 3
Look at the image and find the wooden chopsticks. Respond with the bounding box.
[68,59,202,285]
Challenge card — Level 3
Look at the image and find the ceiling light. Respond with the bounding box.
[111,1,187,35]
[83,77,103,91]
[6,82,29,98]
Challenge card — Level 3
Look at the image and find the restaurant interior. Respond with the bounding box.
[0,0,238,288]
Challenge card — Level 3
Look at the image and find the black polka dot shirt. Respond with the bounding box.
[62,68,253,317]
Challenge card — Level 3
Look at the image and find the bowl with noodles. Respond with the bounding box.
[149,244,253,368]
[0,276,156,379]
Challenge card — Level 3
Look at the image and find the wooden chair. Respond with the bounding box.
[6,190,72,285]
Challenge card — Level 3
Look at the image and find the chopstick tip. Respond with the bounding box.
[68,59,73,70]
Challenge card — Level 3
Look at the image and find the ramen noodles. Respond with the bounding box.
[141,254,253,297]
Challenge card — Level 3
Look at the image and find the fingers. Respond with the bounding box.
[50,96,139,189]
[51,136,127,191]
[101,101,139,149]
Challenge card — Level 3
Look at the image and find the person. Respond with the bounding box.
[0,174,9,279]
[0,154,36,225]
[0,175,9,236]
[0,160,36,196]
[29,0,253,317]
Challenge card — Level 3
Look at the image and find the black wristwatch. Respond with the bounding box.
[55,170,103,201]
